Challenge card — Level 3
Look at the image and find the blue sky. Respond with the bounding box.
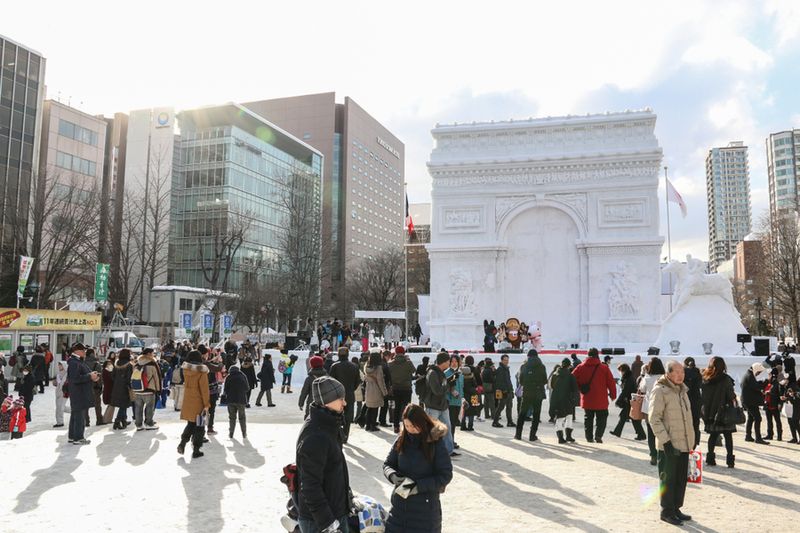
[3,0,800,261]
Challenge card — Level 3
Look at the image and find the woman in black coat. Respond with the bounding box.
[255,354,276,407]
[110,350,134,429]
[30,349,47,393]
[241,357,257,408]
[683,357,703,443]
[19,365,35,422]
[383,403,453,533]
[700,356,737,468]
[610,363,646,440]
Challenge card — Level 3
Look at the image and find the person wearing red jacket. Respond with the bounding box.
[572,348,617,443]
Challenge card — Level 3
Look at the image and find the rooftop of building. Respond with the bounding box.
[433,108,655,132]
[45,99,108,125]
[0,33,44,57]
[178,102,323,163]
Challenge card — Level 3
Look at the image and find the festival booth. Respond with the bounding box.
[0,308,102,378]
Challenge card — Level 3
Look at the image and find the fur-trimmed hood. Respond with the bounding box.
[136,353,156,365]
[428,421,448,442]
[181,362,209,373]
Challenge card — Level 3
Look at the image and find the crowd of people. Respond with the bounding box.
[2,336,799,531]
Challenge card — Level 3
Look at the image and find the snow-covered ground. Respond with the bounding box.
[2,376,798,532]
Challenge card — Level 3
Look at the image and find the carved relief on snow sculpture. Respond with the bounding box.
[609,261,639,319]
[449,269,476,317]
[664,255,734,316]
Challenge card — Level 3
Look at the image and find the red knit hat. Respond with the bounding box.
[395,345,405,355]
[310,355,324,369]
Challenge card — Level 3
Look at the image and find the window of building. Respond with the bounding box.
[179,298,193,311]
[58,119,98,146]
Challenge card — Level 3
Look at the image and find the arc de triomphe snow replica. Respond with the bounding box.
[426,110,665,350]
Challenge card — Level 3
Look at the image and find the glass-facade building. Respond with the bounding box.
[767,129,800,220]
[705,141,751,272]
[0,35,45,305]
[169,104,322,297]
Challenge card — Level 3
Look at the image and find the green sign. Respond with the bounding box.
[95,263,110,302]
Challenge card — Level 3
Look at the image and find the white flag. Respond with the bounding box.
[666,178,687,218]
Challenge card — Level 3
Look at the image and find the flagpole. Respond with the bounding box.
[404,183,409,341]
[664,166,673,313]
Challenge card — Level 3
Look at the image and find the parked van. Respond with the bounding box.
[99,330,145,355]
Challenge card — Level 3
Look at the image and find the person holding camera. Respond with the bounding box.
[648,360,696,526]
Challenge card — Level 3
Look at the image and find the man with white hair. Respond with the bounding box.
[649,360,696,526]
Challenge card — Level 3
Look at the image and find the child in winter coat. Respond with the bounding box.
[5,397,27,439]
[54,361,68,427]
[0,396,13,440]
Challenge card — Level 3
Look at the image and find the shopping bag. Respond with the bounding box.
[783,402,794,419]
[103,405,115,424]
[629,393,645,421]
[688,450,702,484]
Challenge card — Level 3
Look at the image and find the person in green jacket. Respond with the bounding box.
[515,349,548,442]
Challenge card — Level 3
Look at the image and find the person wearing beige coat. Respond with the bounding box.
[178,351,211,459]
[648,361,697,527]
[363,352,388,431]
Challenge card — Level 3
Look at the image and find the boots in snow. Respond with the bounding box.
[706,452,716,466]
[726,454,735,468]
[177,439,188,454]
[557,431,566,444]
[565,428,576,443]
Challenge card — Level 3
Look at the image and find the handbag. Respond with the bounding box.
[355,407,367,428]
[579,365,600,394]
[717,403,746,426]
[495,389,504,400]
[196,411,207,427]
[783,402,794,419]
[629,393,646,421]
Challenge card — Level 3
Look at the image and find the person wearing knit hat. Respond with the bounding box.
[299,356,329,418]
[295,376,352,533]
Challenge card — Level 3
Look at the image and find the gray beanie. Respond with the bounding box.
[312,376,346,406]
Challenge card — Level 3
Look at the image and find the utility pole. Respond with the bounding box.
[138,109,153,321]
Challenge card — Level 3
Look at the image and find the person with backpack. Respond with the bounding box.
[30,346,47,394]
[281,355,297,394]
[111,350,134,430]
[295,376,352,533]
[241,356,258,408]
[388,346,415,434]
[572,347,617,443]
[223,365,249,439]
[131,348,162,431]
[549,358,579,443]
[514,350,548,442]
[178,350,211,459]
[610,363,647,440]
[255,352,277,407]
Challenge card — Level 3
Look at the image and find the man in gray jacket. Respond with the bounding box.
[423,351,456,456]
[388,346,415,433]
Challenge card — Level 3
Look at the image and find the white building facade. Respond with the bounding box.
[427,111,664,350]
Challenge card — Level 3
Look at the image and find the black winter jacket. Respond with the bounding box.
[299,368,329,410]
[329,359,361,403]
[701,373,737,433]
[423,365,448,411]
[241,362,257,390]
[495,363,513,393]
[257,360,275,390]
[67,355,94,410]
[383,422,453,533]
[296,405,351,528]
[224,367,250,405]
[30,353,46,381]
[740,370,765,408]
[110,361,133,408]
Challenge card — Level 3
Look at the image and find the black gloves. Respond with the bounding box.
[663,441,681,456]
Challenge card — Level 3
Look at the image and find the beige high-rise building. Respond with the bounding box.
[244,93,405,316]
[706,141,751,272]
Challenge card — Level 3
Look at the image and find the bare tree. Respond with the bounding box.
[273,170,322,325]
[346,247,405,316]
[760,211,800,339]
[28,170,102,307]
[111,188,145,314]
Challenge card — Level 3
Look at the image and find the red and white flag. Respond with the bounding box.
[404,194,414,236]
[666,178,687,218]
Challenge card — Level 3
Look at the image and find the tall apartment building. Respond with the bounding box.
[34,99,107,303]
[766,129,800,220]
[706,141,751,272]
[168,103,322,322]
[243,93,405,316]
[0,35,46,306]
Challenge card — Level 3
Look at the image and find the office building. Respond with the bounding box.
[733,234,766,333]
[706,141,751,272]
[767,128,800,220]
[406,202,431,327]
[122,107,176,320]
[243,93,405,315]
[33,99,107,303]
[0,35,46,305]
[169,103,322,316]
